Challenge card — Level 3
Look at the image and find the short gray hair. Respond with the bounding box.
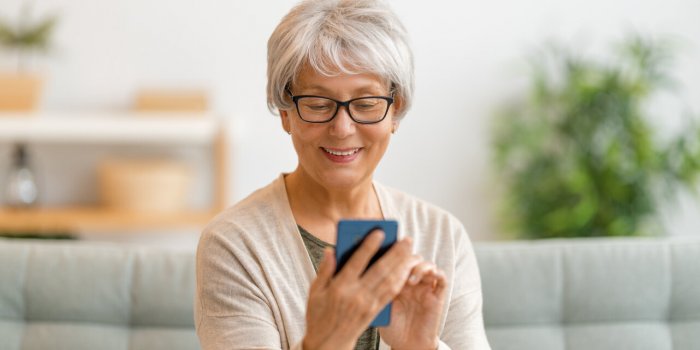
[267,0,414,119]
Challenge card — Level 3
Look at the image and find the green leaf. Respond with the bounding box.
[491,35,700,239]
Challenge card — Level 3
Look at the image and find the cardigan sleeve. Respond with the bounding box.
[439,220,491,350]
[195,226,291,350]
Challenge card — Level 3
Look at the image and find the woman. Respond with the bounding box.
[195,0,490,349]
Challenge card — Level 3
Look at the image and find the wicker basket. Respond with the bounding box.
[98,159,191,213]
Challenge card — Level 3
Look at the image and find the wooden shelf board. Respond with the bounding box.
[0,112,220,144]
[0,206,216,234]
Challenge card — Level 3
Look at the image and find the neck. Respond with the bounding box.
[284,167,383,228]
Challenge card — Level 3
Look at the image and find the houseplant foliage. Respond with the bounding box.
[0,1,57,72]
[492,35,700,239]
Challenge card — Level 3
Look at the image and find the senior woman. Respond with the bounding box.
[195,0,490,349]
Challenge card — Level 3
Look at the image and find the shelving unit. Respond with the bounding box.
[0,112,227,235]
[0,112,218,144]
[0,207,215,233]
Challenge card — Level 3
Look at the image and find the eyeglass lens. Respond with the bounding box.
[297,97,389,123]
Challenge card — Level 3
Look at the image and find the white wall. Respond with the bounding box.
[1,0,699,241]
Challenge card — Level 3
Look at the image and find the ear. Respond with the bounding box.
[390,94,403,134]
[280,109,291,134]
[392,94,403,114]
[390,92,404,120]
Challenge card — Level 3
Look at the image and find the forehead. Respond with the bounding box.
[293,64,390,95]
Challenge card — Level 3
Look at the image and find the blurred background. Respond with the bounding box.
[0,0,699,246]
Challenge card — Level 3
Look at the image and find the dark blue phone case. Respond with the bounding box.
[335,219,398,327]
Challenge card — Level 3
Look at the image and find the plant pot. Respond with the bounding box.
[0,73,43,111]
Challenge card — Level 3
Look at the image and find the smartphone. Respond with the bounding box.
[335,219,398,327]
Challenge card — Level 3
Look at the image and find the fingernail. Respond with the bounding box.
[373,230,385,240]
[409,274,418,284]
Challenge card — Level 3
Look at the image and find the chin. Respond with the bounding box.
[316,169,370,190]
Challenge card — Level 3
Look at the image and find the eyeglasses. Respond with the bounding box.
[286,88,394,124]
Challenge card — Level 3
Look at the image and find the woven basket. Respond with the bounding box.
[98,159,191,213]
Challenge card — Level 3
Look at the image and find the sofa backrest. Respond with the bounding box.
[2,237,699,350]
[475,237,700,350]
[0,239,199,350]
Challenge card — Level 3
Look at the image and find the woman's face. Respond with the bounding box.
[281,67,398,191]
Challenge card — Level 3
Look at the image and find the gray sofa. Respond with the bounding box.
[1,237,699,350]
[0,239,198,350]
[477,238,700,350]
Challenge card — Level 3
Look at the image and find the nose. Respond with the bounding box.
[329,105,355,138]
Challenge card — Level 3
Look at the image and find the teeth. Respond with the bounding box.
[323,148,359,156]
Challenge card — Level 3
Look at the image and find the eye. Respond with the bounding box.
[307,104,331,111]
[352,99,382,110]
[299,97,335,112]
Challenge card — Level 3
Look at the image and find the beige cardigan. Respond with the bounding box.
[195,175,490,350]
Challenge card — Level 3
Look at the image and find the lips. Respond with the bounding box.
[321,147,361,156]
[321,147,362,163]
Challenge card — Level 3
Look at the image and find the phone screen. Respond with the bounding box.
[335,219,398,327]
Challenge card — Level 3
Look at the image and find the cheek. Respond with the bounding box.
[291,126,324,152]
[366,127,393,149]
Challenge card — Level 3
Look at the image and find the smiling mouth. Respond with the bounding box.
[321,147,361,156]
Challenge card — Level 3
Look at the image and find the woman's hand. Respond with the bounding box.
[378,260,448,350]
[302,231,420,350]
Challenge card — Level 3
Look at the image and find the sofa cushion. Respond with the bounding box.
[670,243,700,320]
[0,239,198,350]
[131,249,196,327]
[24,244,132,325]
[3,236,699,350]
[0,242,29,321]
[475,237,700,350]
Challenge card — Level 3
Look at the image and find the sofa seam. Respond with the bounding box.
[126,249,136,350]
[558,244,567,349]
[20,242,31,348]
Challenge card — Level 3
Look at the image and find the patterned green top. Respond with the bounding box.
[297,225,380,350]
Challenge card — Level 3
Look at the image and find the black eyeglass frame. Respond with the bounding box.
[286,88,394,124]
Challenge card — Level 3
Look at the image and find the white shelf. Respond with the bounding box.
[0,112,221,144]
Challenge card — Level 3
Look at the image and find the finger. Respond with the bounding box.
[418,268,448,294]
[432,269,448,295]
[371,236,413,273]
[363,238,421,298]
[336,229,385,281]
[407,261,436,286]
[311,247,336,291]
[363,237,414,286]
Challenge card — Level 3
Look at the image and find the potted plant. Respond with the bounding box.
[492,35,700,239]
[0,1,57,111]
